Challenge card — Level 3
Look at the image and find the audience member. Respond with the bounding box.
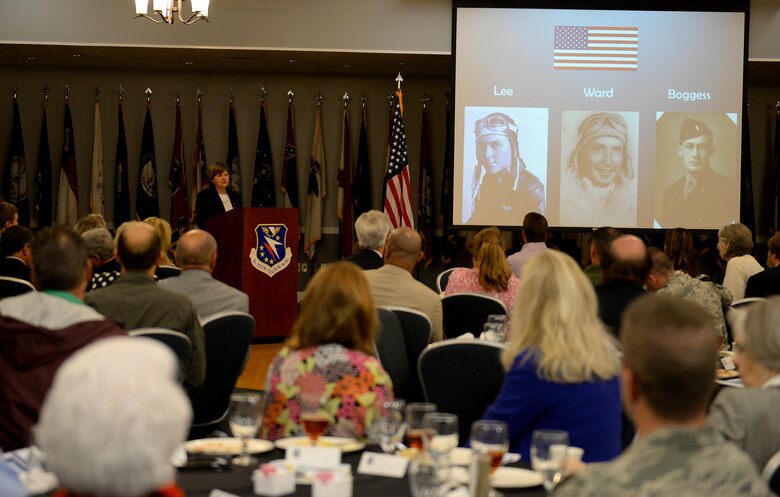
[483,250,621,462]
[646,247,732,345]
[0,202,18,235]
[0,225,33,281]
[555,296,769,497]
[595,234,648,335]
[36,336,191,497]
[507,212,548,278]
[364,227,443,341]
[444,227,520,317]
[263,262,393,440]
[745,232,780,298]
[144,216,180,280]
[73,213,106,234]
[718,223,763,301]
[583,226,621,286]
[664,227,701,277]
[195,161,241,230]
[0,226,124,450]
[344,210,391,270]
[85,221,205,388]
[82,228,121,291]
[159,229,249,319]
[708,297,780,470]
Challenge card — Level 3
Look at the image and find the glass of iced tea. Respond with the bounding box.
[299,395,329,445]
[471,420,510,497]
[405,402,437,450]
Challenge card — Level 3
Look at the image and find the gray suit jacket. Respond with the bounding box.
[708,384,780,470]
[158,269,249,320]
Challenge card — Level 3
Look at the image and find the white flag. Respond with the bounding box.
[304,104,325,260]
[90,100,104,215]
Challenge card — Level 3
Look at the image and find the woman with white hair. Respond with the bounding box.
[717,222,763,301]
[482,250,622,462]
[709,297,780,470]
[36,336,192,497]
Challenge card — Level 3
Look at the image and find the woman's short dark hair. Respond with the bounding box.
[207,162,229,183]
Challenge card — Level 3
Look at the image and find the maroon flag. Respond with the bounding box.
[383,90,413,229]
[417,104,433,267]
[56,99,79,225]
[191,98,207,224]
[35,96,52,228]
[281,100,299,211]
[337,105,353,258]
[169,99,188,233]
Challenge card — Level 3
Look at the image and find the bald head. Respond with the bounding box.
[385,227,422,272]
[175,229,217,272]
[116,221,161,272]
[602,234,649,284]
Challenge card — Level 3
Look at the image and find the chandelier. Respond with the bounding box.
[134,0,210,25]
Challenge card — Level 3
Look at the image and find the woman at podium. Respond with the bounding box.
[195,161,241,229]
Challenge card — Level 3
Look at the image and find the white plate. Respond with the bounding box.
[184,438,274,456]
[492,467,544,488]
[274,436,366,453]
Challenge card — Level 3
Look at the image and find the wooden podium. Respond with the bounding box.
[206,208,299,339]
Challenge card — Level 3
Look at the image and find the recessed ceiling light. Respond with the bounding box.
[72,54,81,58]
[343,64,351,68]
[26,57,37,61]
[397,61,405,66]
[184,61,196,65]
[288,59,296,63]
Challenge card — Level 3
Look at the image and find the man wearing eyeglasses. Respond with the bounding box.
[467,112,545,225]
[658,118,735,228]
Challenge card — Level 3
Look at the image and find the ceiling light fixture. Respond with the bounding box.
[134,0,209,25]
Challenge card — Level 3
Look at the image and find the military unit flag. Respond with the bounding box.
[169,99,188,233]
[191,99,207,224]
[304,103,325,260]
[337,105,353,258]
[418,105,433,267]
[114,100,131,227]
[89,99,104,216]
[252,101,275,207]
[56,100,79,226]
[227,101,242,202]
[136,103,159,219]
[281,101,299,211]
[35,97,52,228]
[353,105,371,217]
[6,96,29,226]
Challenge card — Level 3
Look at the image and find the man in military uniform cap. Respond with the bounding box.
[467,112,545,225]
[658,118,736,228]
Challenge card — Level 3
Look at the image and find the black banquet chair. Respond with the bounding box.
[128,328,193,383]
[0,276,36,299]
[418,339,506,445]
[187,311,255,439]
[375,308,412,401]
[436,267,461,295]
[441,293,507,339]
[381,306,433,404]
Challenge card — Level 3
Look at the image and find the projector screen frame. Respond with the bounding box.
[449,0,751,233]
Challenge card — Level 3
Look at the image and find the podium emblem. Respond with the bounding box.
[250,224,292,277]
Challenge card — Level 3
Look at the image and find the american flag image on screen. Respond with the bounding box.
[554,26,638,71]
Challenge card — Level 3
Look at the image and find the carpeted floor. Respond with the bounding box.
[235,343,283,391]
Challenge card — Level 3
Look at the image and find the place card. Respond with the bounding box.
[285,446,341,469]
[356,452,409,478]
[721,355,736,370]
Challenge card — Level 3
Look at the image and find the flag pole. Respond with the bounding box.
[64,85,69,102]
[775,100,780,232]
[145,87,152,104]
[260,86,268,104]
[12,85,17,100]
[117,85,124,102]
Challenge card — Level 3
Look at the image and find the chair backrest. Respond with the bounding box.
[763,449,780,495]
[436,267,461,294]
[128,328,192,382]
[375,308,411,401]
[0,276,36,299]
[156,265,182,280]
[382,306,432,403]
[418,339,506,445]
[725,297,766,347]
[441,293,507,340]
[187,311,255,437]
[730,297,766,309]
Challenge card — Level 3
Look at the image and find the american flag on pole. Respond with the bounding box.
[554,26,638,71]
[383,90,414,229]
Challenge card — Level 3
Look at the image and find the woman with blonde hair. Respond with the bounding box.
[263,262,393,441]
[143,216,173,265]
[443,227,520,315]
[482,250,622,462]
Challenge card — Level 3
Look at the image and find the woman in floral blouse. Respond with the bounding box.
[444,227,520,317]
[263,262,394,441]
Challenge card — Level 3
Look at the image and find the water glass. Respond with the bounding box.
[422,412,459,463]
[372,399,406,453]
[530,429,569,493]
[228,392,267,466]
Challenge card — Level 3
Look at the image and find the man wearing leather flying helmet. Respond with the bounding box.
[468,112,545,225]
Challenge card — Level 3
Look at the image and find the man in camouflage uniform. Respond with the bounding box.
[554,296,768,497]
[645,248,732,344]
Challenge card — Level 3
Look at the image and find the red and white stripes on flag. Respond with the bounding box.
[383,90,414,229]
[553,26,638,71]
[304,104,325,259]
[89,99,104,216]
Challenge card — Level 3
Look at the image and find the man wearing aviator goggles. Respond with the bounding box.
[468,112,545,225]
